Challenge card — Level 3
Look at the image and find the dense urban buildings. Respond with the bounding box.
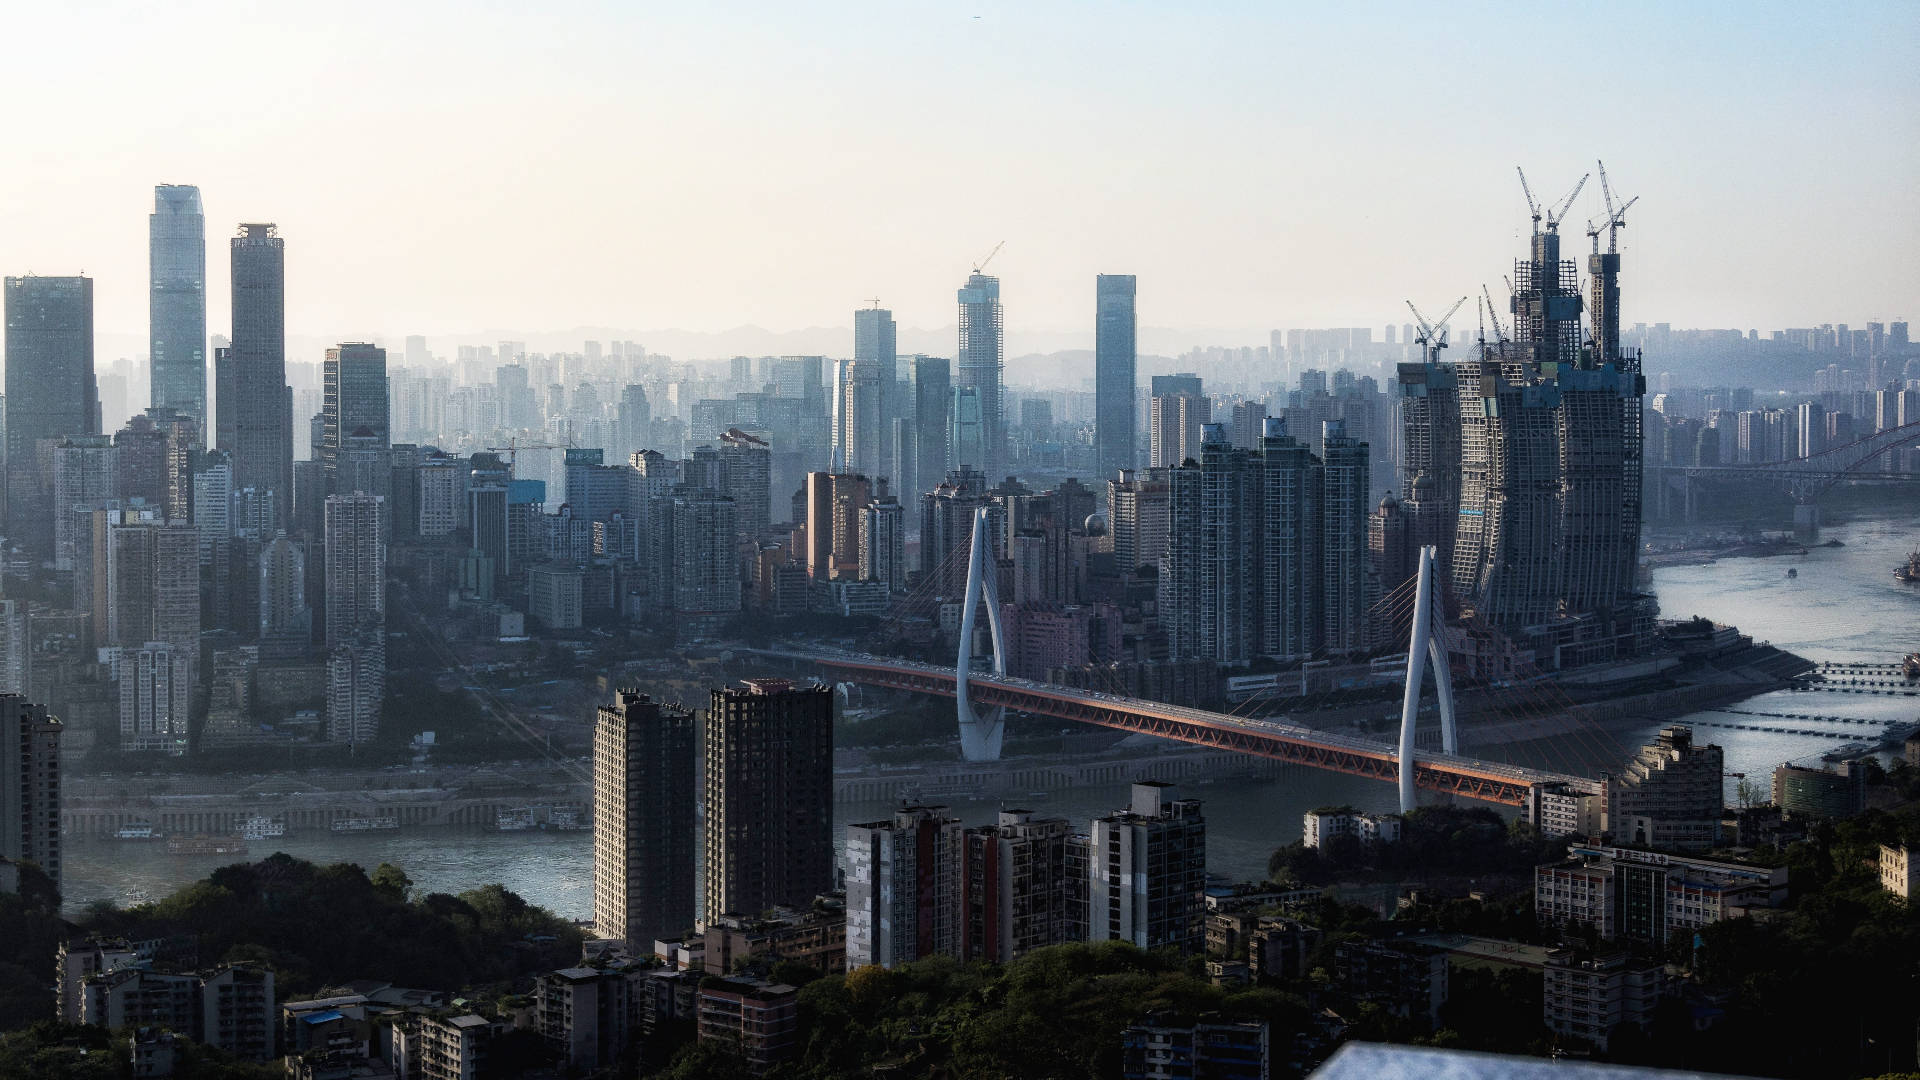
[148,184,207,421]
[593,689,697,946]
[1089,782,1206,952]
[701,679,834,927]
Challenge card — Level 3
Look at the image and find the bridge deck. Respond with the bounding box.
[758,650,1590,806]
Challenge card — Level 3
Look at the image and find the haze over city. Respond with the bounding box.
[3,0,1916,356]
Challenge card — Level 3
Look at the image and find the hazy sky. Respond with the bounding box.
[4,1,1915,355]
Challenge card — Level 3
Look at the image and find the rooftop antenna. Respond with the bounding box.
[972,240,1006,276]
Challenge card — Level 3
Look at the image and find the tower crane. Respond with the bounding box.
[972,240,1006,276]
[1481,284,1510,345]
[1593,159,1639,254]
[487,435,575,467]
[1516,167,1542,228]
[1406,296,1468,362]
[1545,172,1590,233]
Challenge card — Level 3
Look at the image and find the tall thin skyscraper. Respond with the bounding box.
[1149,373,1208,468]
[854,306,898,478]
[910,356,951,498]
[323,493,387,648]
[956,273,1004,480]
[701,678,834,928]
[217,224,292,530]
[150,185,207,421]
[1094,275,1137,478]
[593,689,697,945]
[4,276,98,558]
[322,343,391,494]
[0,696,62,888]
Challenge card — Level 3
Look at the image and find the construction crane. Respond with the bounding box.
[487,435,574,466]
[972,240,1005,276]
[864,296,883,308]
[1516,166,1542,228]
[1406,296,1468,362]
[1481,284,1510,345]
[1594,159,1639,254]
[1545,171,1590,233]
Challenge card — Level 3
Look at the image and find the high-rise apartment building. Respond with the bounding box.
[1107,469,1171,576]
[804,472,872,581]
[593,689,697,945]
[322,343,390,495]
[1160,419,1364,663]
[1,696,62,887]
[1094,275,1137,478]
[857,497,907,593]
[150,185,207,420]
[51,436,117,572]
[1088,782,1205,952]
[844,805,962,969]
[106,521,200,732]
[957,810,1084,963]
[323,494,387,648]
[216,224,292,530]
[718,430,773,538]
[702,679,834,927]
[667,489,740,637]
[258,534,311,655]
[1318,421,1371,655]
[4,276,98,558]
[955,274,1005,479]
[1148,373,1209,468]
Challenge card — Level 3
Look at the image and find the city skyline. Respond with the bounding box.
[1,4,1914,353]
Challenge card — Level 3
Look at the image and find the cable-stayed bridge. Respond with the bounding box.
[745,648,1592,808]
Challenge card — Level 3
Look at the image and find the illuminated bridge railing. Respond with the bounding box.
[759,649,1588,806]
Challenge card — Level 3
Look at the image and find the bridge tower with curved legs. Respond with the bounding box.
[1396,544,1458,812]
[955,505,1007,761]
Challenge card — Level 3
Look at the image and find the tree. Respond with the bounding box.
[371,862,414,902]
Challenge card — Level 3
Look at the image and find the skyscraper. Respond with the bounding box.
[593,689,697,945]
[322,343,390,495]
[4,276,98,558]
[1435,195,1650,663]
[854,306,898,477]
[217,224,292,530]
[955,274,1004,479]
[701,678,834,928]
[150,185,207,421]
[909,356,950,498]
[0,696,62,888]
[50,435,117,573]
[1095,275,1137,478]
[1318,421,1371,655]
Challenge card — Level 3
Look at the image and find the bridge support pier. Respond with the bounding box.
[954,505,1007,761]
[1396,545,1457,814]
[1794,499,1821,538]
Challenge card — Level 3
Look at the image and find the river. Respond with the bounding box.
[61,511,1920,920]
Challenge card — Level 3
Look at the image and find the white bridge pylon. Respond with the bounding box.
[955,505,1007,761]
[1396,544,1458,813]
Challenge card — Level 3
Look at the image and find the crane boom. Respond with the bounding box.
[1516,166,1542,227]
[1547,172,1590,231]
[972,240,1006,275]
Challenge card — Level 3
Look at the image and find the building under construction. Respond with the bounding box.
[1397,164,1653,669]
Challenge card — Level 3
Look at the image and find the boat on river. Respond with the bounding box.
[1896,550,1920,583]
